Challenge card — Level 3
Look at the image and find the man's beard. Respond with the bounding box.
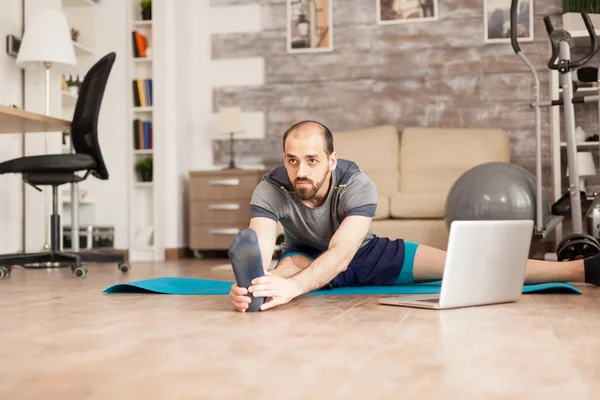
[295,175,325,200]
[295,180,316,200]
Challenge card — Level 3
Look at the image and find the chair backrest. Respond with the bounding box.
[71,52,116,180]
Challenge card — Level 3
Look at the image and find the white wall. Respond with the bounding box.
[169,0,195,248]
[153,0,176,254]
[191,2,266,173]
[90,0,129,250]
[0,0,24,253]
[152,1,266,251]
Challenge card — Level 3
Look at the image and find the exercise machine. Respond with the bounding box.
[510,0,600,260]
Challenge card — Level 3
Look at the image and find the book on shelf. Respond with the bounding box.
[132,31,148,58]
[133,119,153,150]
[132,78,153,107]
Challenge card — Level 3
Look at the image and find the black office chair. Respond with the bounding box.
[0,52,129,279]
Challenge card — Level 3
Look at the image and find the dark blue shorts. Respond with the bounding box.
[277,236,418,288]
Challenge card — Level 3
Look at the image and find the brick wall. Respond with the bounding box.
[210,0,564,176]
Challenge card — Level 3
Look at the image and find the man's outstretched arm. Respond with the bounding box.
[288,215,372,296]
[249,215,372,310]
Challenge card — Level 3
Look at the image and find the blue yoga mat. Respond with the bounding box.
[103,277,582,295]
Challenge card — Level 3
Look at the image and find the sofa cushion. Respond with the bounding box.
[364,171,398,199]
[370,219,449,250]
[374,195,390,220]
[398,127,511,193]
[333,125,399,197]
[390,192,446,218]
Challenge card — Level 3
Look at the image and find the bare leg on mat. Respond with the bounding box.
[264,242,600,286]
[272,255,311,279]
[411,244,587,284]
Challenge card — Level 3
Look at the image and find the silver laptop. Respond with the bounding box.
[378,219,534,310]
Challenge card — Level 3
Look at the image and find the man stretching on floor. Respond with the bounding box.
[228,120,600,312]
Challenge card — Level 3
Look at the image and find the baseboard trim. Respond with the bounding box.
[165,247,192,260]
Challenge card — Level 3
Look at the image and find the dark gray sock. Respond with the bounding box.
[228,228,265,312]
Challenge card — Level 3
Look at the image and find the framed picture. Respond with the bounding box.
[484,0,534,44]
[287,0,333,53]
[376,0,439,25]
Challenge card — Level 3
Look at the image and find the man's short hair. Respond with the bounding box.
[282,120,334,156]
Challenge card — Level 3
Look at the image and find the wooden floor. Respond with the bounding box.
[1,258,600,399]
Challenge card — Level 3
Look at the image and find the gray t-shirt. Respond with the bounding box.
[249,159,378,253]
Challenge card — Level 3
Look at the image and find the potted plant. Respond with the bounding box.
[135,157,153,182]
[141,0,152,20]
[563,0,599,13]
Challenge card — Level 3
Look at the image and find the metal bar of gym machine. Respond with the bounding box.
[534,95,600,108]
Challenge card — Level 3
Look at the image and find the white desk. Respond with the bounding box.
[0,105,81,252]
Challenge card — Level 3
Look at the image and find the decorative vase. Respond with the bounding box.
[142,8,152,20]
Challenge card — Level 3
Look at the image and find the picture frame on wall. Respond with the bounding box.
[484,0,534,44]
[376,0,439,25]
[287,0,333,53]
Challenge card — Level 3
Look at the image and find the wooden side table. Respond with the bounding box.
[188,168,266,256]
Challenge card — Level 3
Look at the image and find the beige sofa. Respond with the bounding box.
[332,125,511,250]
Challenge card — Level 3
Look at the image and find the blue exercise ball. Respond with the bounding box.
[445,162,549,230]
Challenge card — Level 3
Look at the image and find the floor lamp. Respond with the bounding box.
[16,9,76,251]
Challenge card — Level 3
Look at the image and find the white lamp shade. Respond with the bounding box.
[218,107,244,134]
[566,152,597,177]
[16,9,76,67]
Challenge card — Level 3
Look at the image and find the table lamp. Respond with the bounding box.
[16,8,76,249]
[566,152,597,194]
[218,107,244,170]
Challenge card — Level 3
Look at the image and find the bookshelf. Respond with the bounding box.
[127,0,156,261]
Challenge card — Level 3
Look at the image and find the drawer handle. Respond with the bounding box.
[208,204,240,211]
[208,228,240,235]
[208,179,240,186]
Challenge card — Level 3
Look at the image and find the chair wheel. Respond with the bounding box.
[73,267,87,278]
[193,250,203,259]
[118,263,130,273]
[0,266,10,279]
